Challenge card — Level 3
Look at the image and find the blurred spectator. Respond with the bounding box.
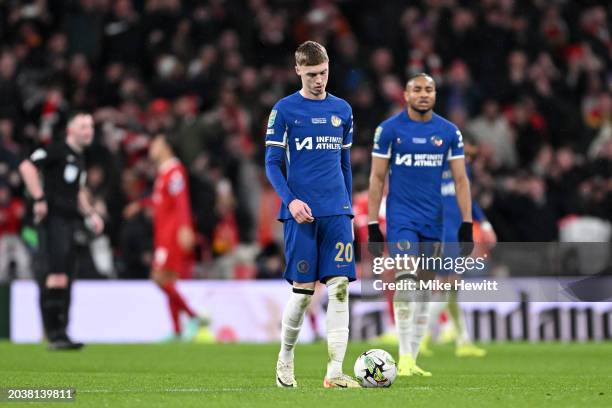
[500,50,530,105]
[119,207,153,279]
[65,0,106,62]
[0,180,31,282]
[211,179,239,258]
[350,83,383,147]
[188,153,218,248]
[587,93,612,159]
[0,52,20,118]
[102,0,144,67]
[117,167,152,279]
[490,173,558,242]
[468,99,517,169]
[255,242,283,280]
[510,101,545,167]
[0,118,22,190]
[437,59,481,117]
[256,175,281,247]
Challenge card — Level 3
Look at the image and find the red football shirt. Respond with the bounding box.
[152,158,194,275]
[0,199,25,237]
[353,190,387,245]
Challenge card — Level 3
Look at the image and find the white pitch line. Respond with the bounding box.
[79,387,277,394]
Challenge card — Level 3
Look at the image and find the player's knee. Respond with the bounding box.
[151,269,172,286]
[395,267,417,282]
[293,281,316,291]
[326,276,349,303]
[291,286,315,310]
[151,271,162,285]
[393,301,412,319]
[393,271,418,303]
[395,269,418,284]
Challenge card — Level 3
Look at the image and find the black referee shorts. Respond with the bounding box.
[34,216,85,281]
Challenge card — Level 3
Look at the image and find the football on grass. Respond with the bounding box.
[354,349,397,388]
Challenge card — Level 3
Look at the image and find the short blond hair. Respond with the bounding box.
[295,41,328,66]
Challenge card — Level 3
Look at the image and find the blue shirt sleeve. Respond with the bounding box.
[447,125,465,160]
[341,110,353,204]
[371,123,393,159]
[264,105,287,148]
[264,104,296,206]
[342,111,353,149]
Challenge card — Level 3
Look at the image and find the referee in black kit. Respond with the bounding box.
[19,112,104,350]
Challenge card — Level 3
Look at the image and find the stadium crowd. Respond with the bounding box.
[0,0,610,281]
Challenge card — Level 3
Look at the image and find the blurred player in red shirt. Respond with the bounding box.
[0,180,31,280]
[149,133,209,341]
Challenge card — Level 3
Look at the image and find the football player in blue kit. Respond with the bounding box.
[265,41,359,388]
[367,73,474,376]
[421,156,494,358]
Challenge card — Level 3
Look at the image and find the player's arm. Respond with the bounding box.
[366,157,389,256]
[265,147,313,224]
[368,125,392,225]
[264,106,313,223]
[449,158,472,224]
[367,124,392,256]
[341,112,354,205]
[449,158,474,255]
[79,187,105,235]
[341,149,352,200]
[472,200,497,246]
[368,157,389,224]
[169,169,195,251]
[19,149,48,223]
[467,161,486,226]
[449,127,473,254]
[78,187,95,216]
[19,159,44,201]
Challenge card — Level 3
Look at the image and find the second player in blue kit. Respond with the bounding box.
[367,73,474,377]
[370,107,465,259]
[424,158,493,357]
[441,161,487,262]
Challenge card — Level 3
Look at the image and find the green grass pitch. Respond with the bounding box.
[1,341,611,407]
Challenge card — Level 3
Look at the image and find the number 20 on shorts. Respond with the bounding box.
[334,242,353,262]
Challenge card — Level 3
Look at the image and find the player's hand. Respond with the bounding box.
[288,199,314,224]
[367,223,385,257]
[33,200,48,224]
[85,213,105,235]
[458,222,474,256]
[178,225,196,251]
[122,201,142,219]
[479,221,497,248]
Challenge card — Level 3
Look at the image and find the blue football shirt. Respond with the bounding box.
[265,91,353,220]
[372,110,464,227]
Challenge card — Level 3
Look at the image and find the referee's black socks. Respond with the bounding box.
[41,288,69,341]
[60,284,72,335]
